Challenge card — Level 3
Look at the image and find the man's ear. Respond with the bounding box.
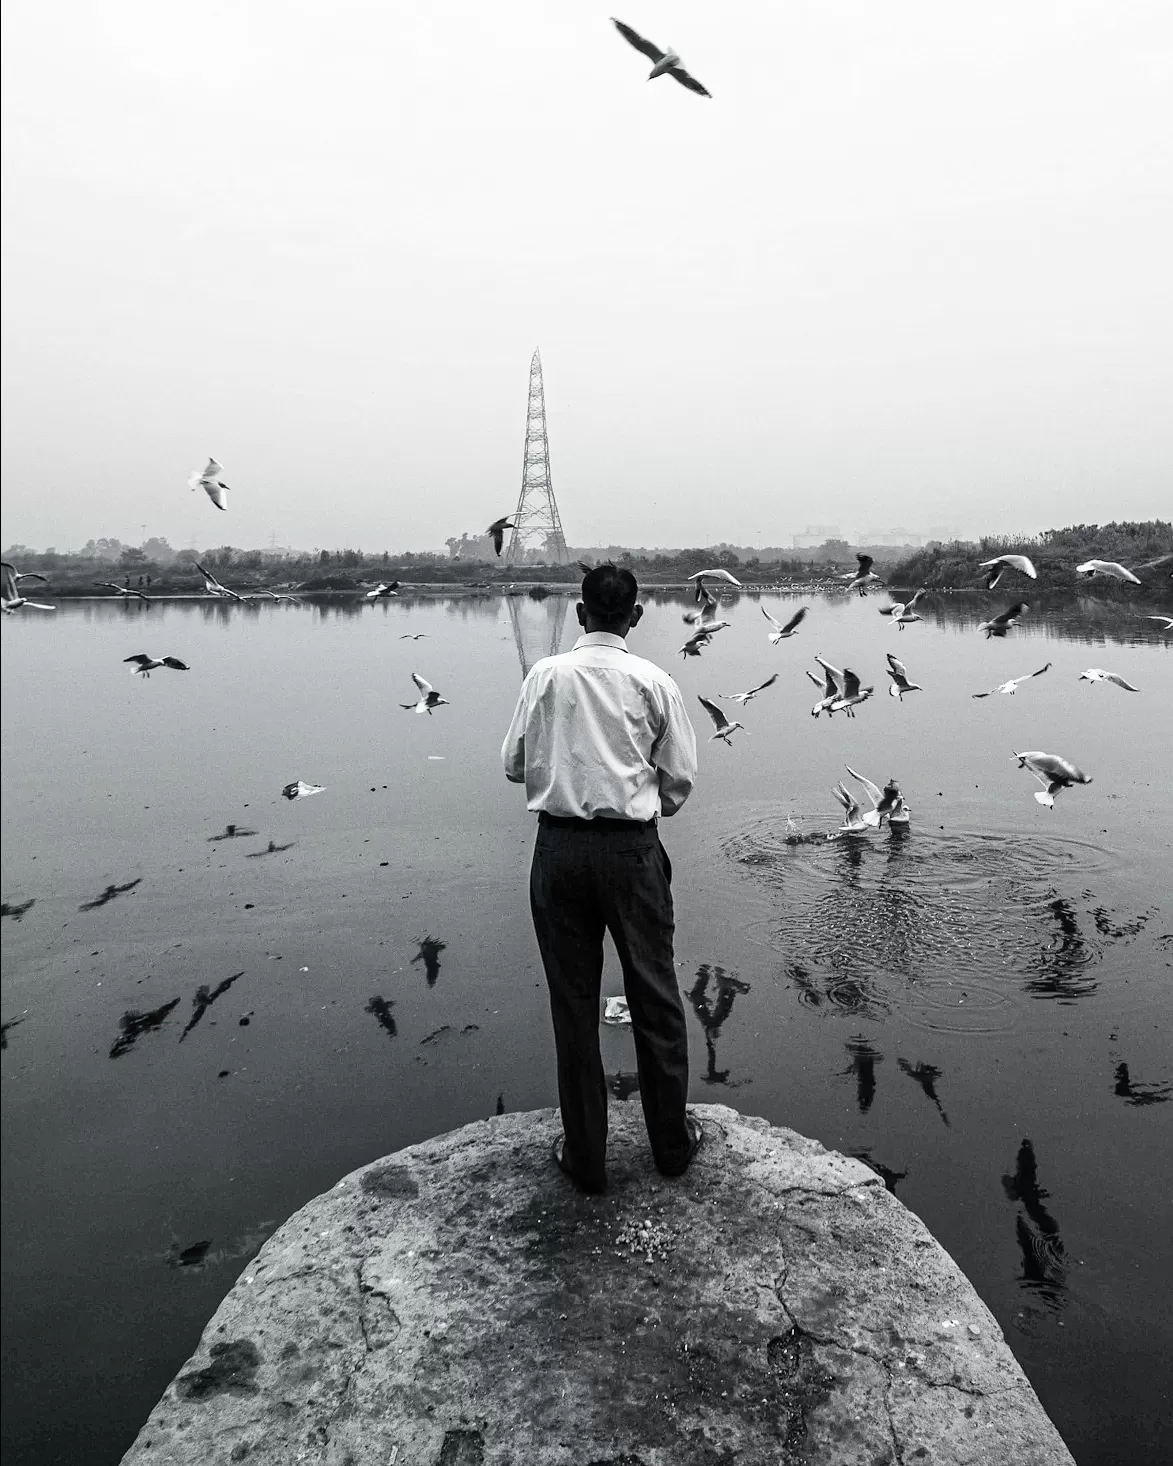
[575,601,587,627]
[629,603,644,629]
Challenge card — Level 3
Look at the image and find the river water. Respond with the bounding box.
[2,589,1170,1464]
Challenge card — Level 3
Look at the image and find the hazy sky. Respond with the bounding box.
[2,1,1171,552]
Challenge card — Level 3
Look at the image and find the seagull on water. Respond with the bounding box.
[718,673,778,706]
[1079,668,1140,692]
[1076,559,1141,585]
[1012,751,1093,808]
[885,652,922,700]
[971,662,1051,698]
[977,601,1029,638]
[762,604,808,643]
[611,18,712,97]
[697,695,745,744]
[401,672,449,715]
[125,653,189,677]
[979,555,1037,589]
[830,783,873,834]
[281,779,325,800]
[193,562,244,601]
[364,581,401,601]
[879,588,926,629]
[96,581,150,602]
[189,458,230,511]
[844,766,910,827]
[2,562,55,613]
[486,518,515,557]
[841,554,883,597]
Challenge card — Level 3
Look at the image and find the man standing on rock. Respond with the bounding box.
[501,564,701,1194]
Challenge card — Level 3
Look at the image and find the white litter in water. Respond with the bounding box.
[602,996,632,1026]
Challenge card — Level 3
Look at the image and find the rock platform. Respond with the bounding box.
[122,1103,1075,1465]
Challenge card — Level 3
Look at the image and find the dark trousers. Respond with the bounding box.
[530,816,691,1190]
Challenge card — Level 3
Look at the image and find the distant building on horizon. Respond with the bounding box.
[791,525,843,549]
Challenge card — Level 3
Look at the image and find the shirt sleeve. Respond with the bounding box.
[650,681,697,816]
[501,680,529,783]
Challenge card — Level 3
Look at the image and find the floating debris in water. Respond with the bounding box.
[282,780,325,801]
[602,997,631,1026]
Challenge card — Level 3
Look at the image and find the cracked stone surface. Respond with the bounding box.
[121,1103,1074,1465]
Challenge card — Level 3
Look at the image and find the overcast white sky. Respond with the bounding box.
[2,0,1171,552]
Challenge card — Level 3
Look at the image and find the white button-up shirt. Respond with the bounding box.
[501,631,698,821]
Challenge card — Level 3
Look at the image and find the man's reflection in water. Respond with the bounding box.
[849,1149,908,1196]
[687,963,752,1085]
[610,1070,641,1101]
[1001,1138,1067,1306]
[897,1057,951,1127]
[841,1035,883,1113]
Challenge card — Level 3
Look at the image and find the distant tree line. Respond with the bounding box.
[888,521,1173,590]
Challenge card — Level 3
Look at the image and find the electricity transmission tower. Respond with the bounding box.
[505,349,568,566]
[506,593,569,678]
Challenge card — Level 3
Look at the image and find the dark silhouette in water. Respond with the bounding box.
[365,996,397,1039]
[2,1014,29,1049]
[1113,1061,1171,1107]
[842,1036,883,1113]
[1024,894,1099,1002]
[109,997,181,1058]
[897,1057,951,1127]
[1001,1138,1067,1302]
[849,1149,908,1195]
[495,1093,505,1116]
[1,898,35,922]
[179,972,245,1042]
[686,964,752,1084]
[207,825,257,842]
[167,1239,211,1269]
[411,936,446,987]
[245,840,295,858]
[610,1070,641,1101]
[80,878,143,912]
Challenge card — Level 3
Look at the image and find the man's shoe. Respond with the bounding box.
[551,1135,606,1195]
[657,1116,704,1178]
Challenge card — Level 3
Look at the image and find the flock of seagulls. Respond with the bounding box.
[677,547,1164,823]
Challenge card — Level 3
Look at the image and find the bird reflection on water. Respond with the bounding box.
[897,1058,951,1127]
[411,936,447,988]
[365,996,397,1039]
[1025,895,1099,1002]
[109,998,181,1059]
[1112,1062,1171,1107]
[686,963,752,1085]
[849,1149,908,1196]
[841,1035,883,1113]
[79,877,142,912]
[1002,1138,1068,1308]
[179,972,245,1042]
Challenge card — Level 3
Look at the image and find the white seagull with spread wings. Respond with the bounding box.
[189,458,230,511]
[1075,559,1141,585]
[1078,668,1140,692]
[977,602,1030,639]
[761,604,808,643]
[879,588,926,629]
[717,673,778,707]
[1013,751,1093,808]
[611,18,712,97]
[979,555,1037,589]
[971,662,1051,698]
[194,561,244,601]
[2,562,55,613]
[885,653,922,700]
[401,672,449,716]
[697,695,745,744]
[841,554,883,597]
[124,653,189,678]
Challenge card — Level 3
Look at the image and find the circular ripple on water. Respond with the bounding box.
[722,814,1137,1031]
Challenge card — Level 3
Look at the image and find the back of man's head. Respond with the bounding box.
[581,564,638,629]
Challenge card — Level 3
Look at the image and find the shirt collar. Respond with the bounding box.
[572,632,630,652]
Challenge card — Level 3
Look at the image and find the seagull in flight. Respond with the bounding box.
[879,588,926,629]
[281,779,325,800]
[683,582,721,625]
[194,562,244,601]
[687,568,741,588]
[697,695,745,744]
[1079,668,1140,692]
[806,657,842,718]
[2,561,49,586]
[972,662,1051,698]
[679,631,712,659]
[841,554,883,597]
[364,581,401,601]
[486,518,515,557]
[718,673,778,706]
[885,652,922,700]
[1013,751,1093,808]
[124,653,189,677]
[1145,615,1173,631]
[1076,559,1141,585]
[979,555,1037,589]
[401,672,449,715]
[761,604,807,643]
[96,581,150,602]
[611,18,712,97]
[844,766,909,827]
[189,458,230,511]
[2,562,55,613]
[399,633,427,640]
[978,601,1030,639]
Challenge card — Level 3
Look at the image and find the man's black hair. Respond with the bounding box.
[581,564,638,628]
